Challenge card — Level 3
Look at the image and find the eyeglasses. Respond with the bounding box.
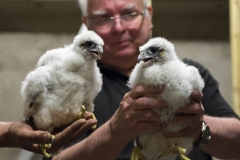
[87,10,146,30]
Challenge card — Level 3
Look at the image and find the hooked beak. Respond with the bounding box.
[138,52,155,68]
[89,45,103,59]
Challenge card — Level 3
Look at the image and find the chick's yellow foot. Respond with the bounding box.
[77,112,85,119]
[159,143,190,160]
[40,135,55,158]
[90,112,97,130]
[77,105,87,119]
[77,105,97,130]
[131,146,147,160]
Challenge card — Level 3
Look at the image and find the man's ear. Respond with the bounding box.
[81,16,87,25]
[147,6,153,30]
[147,6,153,18]
[81,16,88,26]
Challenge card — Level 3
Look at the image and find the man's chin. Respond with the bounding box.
[115,51,137,60]
[103,45,138,62]
[111,39,131,47]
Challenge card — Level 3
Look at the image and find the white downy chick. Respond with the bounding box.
[21,31,104,132]
[128,37,204,160]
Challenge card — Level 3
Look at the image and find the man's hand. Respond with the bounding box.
[3,121,52,149]
[48,113,97,153]
[163,89,205,142]
[109,85,166,142]
[4,112,97,154]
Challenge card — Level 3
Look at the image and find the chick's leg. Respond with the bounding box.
[40,135,55,158]
[131,146,147,160]
[77,105,97,129]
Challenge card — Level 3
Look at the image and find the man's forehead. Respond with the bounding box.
[88,0,143,14]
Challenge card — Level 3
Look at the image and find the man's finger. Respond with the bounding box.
[132,97,167,110]
[55,119,87,140]
[129,85,164,99]
[73,119,98,138]
[20,130,52,145]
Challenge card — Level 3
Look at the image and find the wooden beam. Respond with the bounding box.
[0,0,230,40]
[0,1,82,33]
[151,0,229,40]
[230,0,240,115]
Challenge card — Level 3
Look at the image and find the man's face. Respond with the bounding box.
[83,0,152,69]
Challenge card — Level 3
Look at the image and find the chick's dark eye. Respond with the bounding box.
[85,41,94,47]
[149,47,158,54]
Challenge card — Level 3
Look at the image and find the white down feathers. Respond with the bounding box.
[21,31,104,132]
[128,37,204,160]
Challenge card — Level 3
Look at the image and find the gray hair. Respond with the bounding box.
[78,0,151,16]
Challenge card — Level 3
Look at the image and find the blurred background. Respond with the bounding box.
[0,0,238,159]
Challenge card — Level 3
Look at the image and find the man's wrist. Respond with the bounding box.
[0,122,11,147]
[193,121,211,148]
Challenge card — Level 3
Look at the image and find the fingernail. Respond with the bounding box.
[43,133,51,143]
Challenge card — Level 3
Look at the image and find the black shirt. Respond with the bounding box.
[44,58,238,160]
[94,59,238,160]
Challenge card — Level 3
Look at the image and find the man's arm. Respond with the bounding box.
[53,85,166,160]
[53,109,161,160]
[0,113,96,154]
[54,85,240,160]
[164,113,240,159]
[53,120,128,160]
[203,116,240,159]
[0,121,52,149]
[184,59,240,158]
[163,89,240,159]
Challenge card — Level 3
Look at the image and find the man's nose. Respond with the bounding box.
[112,17,126,33]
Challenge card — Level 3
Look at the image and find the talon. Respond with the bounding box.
[81,105,86,115]
[160,143,190,160]
[44,143,51,149]
[131,146,147,160]
[51,135,55,143]
[77,105,98,129]
[81,105,86,112]
[40,144,52,158]
[85,111,97,130]
[91,113,97,130]
[77,105,87,119]
[77,111,85,119]
[39,135,54,158]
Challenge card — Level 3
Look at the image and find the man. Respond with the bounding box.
[0,113,96,155]
[52,0,240,159]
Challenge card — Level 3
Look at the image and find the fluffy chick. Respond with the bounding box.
[128,37,204,160]
[21,31,104,132]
